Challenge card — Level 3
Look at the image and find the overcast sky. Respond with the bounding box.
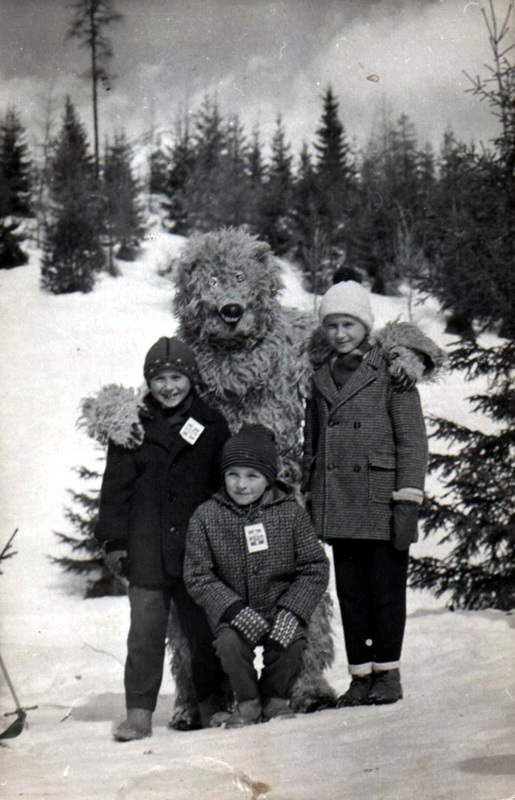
[0,0,506,161]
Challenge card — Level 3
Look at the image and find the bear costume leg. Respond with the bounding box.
[289,592,337,712]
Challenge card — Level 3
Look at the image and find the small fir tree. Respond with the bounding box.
[409,337,515,610]
[0,107,32,217]
[103,132,144,263]
[52,466,126,598]
[41,97,105,294]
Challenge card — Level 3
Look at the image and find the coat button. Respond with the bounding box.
[167,492,175,501]
[328,420,337,427]
[353,464,361,472]
[327,464,335,471]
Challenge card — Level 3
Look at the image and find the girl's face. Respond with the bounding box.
[224,467,268,506]
[149,369,192,408]
[322,314,367,355]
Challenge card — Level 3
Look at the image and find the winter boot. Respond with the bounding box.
[113,708,152,741]
[262,697,296,722]
[336,674,374,708]
[367,669,403,705]
[198,695,232,729]
[225,698,262,729]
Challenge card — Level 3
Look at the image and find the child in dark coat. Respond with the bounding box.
[184,425,329,728]
[303,282,429,706]
[96,337,230,740]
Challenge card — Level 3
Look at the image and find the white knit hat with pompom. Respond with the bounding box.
[318,281,374,332]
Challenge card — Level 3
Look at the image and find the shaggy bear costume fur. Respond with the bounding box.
[80,227,446,727]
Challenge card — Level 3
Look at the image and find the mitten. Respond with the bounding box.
[392,502,420,551]
[269,609,302,650]
[104,548,130,577]
[231,606,270,647]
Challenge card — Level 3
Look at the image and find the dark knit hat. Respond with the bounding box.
[221,425,278,485]
[144,337,200,385]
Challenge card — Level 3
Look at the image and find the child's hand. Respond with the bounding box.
[392,502,420,551]
[269,609,302,649]
[231,607,270,647]
[104,548,130,577]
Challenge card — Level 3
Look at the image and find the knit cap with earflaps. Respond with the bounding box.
[143,337,200,385]
[318,281,374,332]
[220,425,278,486]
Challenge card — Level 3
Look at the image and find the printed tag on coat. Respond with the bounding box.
[179,417,205,445]
[244,523,269,553]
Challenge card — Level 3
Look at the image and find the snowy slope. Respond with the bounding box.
[0,230,513,799]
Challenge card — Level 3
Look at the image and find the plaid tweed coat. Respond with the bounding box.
[184,486,329,629]
[302,345,428,542]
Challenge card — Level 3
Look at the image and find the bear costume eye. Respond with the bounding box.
[235,272,245,283]
[208,276,218,287]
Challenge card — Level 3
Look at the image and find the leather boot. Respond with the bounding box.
[367,668,403,705]
[225,698,262,729]
[336,674,374,708]
[113,708,152,741]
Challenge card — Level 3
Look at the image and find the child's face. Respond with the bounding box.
[149,369,192,408]
[225,467,268,506]
[322,314,367,355]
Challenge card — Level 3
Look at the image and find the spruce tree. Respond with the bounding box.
[41,97,105,294]
[257,115,294,254]
[103,132,144,262]
[409,1,515,611]
[0,107,32,217]
[52,466,126,598]
[409,338,515,610]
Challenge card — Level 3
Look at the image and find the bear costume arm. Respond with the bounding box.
[79,322,446,448]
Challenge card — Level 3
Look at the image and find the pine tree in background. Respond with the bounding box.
[257,115,294,254]
[0,217,29,269]
[103,132,144,263]
[41,97,105,294]
[422,0,514,338]
[163,117,196,234]
[67,0,123,177]
[52,466,126,598]
[0,107,31,268]
[352,111,432,293]
[409,1,515,611]
[0,107,32,217]
[313,86,355,248]
[409,338,515,610]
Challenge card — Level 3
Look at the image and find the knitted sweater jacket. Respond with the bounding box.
[184,487,330,630]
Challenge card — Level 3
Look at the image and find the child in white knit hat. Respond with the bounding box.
[302,281,428,706]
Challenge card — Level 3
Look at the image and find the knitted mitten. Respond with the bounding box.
[231,607,270,647]
[269,609,302,650]
[104,548,130,577]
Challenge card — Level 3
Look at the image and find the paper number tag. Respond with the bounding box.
[179,417,205,445]
[244,523,269,553]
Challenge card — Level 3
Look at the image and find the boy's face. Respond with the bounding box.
[322,314,367,355]
[149,369,192,408]
[225,467,268,506]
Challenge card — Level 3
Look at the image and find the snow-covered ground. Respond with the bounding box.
[0,229,513,799]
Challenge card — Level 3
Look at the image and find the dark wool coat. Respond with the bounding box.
[95,393,230,587]
[183,487,330,629]
[302,345,428,542]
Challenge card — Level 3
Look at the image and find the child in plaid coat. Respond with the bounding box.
[303,281,429,707]
[184,425,329,728]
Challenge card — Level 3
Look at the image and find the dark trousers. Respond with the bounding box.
[214,626,305,703]
[125,581,225,711]
[331,539,409,668]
